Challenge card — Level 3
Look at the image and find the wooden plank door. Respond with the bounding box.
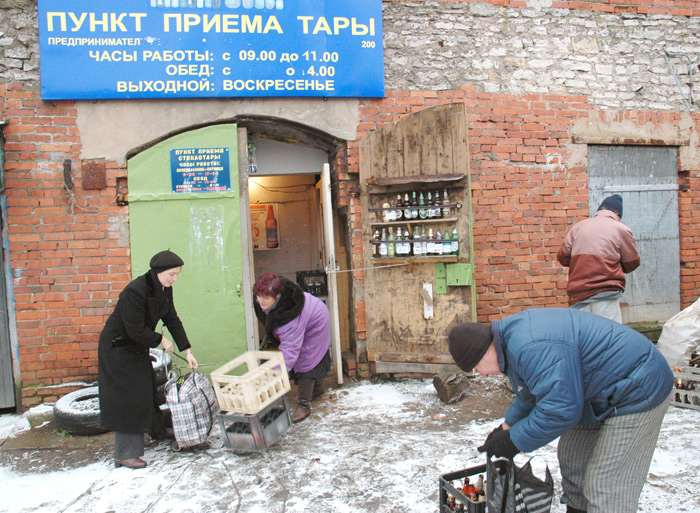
[359,104,474,375]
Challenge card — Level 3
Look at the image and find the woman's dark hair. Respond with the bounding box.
[253,273,285,298]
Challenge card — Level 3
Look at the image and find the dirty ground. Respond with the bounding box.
[1,376,699,513]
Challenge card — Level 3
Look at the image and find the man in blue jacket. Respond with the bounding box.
[448,308,673,513]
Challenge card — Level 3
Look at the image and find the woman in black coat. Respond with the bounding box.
[98,250,198,469]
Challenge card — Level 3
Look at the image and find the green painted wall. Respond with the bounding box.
[127,124,246,374]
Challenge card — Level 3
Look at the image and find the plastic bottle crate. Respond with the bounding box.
[671,366,700,411]
[218,395,292,452]
[439,461,503,513]
[296,270,328,297]
[210,351,291,415]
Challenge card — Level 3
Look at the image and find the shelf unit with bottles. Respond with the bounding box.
[367,174,466,264]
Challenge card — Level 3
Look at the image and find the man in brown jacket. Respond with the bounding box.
[557,194,640,323]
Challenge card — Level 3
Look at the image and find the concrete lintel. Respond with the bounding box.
[571,134,690,146]
[76,97,360,165]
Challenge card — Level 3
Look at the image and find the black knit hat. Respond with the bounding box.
[149,250,184,273]
[598,194,623,218]
[448,322,494,372]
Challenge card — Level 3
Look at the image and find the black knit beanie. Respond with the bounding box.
[448,322,494,372]
[149,250,184,273]
[598,194,623,218]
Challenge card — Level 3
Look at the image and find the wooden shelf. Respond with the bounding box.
[368,204,461,213]
[370,239,461,244]
[369,217,460,228]
[372,256,458,264]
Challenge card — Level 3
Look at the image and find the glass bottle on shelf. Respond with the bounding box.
[413,226,422,257]
[427,228,435,255]
[371,229,380,258]
[442,228,452,255]
[434,190,442,218]
[395,228,404,256]
[451,226,459,255]
[442,188,451,217]
[387,227,395,257]
[421,225,428,255]
[426,191,434,218]
[435,229,443,255]
[379,228,388,258]
[382,201,392,222]
[410,191,419,219]
[418,191,427,219]
[395,194,403,220]
[403,193,411,219]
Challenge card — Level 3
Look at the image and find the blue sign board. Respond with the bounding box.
[38,0,384,100]
[170,147,231,193]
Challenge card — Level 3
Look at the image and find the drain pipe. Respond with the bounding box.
[663,50,695,113]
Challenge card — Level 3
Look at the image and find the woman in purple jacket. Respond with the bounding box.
[253,273,331,423]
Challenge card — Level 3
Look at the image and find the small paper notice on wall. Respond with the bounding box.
[423,282,434,319]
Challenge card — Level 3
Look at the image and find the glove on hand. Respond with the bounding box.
[483,424,503,445]
[477,428,519,459]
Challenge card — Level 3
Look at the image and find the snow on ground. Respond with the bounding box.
[1,379,699,513]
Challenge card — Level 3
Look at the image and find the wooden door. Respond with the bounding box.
[359,104,474,375]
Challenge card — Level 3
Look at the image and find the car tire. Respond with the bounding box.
[53,386,110,436]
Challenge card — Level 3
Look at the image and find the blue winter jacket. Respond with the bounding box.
[493,308,673,453]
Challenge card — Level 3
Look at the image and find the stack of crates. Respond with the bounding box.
[211,351,292,451]
[671,366,700,411]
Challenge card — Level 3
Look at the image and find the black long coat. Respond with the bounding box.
[98,270,191,433]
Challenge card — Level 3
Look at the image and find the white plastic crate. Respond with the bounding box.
[211,351,291,415]
[671,366,700,411]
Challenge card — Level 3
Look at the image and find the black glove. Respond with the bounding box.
[482,424,503,445]
[477,428,519,459]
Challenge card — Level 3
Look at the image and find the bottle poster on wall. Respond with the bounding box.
[250,203,280,251]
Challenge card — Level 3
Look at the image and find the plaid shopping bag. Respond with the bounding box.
[165,370,220,449]
[487,457,553,513]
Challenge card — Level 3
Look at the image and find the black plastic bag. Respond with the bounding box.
[487,457,553,513]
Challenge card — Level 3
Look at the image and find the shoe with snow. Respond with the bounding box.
[291,406,310,423]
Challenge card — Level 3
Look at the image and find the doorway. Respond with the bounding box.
[0,122,16,410]
[588,144,681,323]
[126,121,349,380]
[244,136,348,383]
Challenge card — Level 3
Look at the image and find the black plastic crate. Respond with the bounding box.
[296,270,328,297]
[439,460,506,513]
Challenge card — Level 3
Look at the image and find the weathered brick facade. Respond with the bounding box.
[1,0,699,406]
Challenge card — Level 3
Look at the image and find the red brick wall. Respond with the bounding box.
[3,82,700,406]
[1,84,130,407]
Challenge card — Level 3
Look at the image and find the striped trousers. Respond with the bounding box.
[557,394,671,513]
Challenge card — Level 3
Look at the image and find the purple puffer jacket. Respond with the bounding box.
[272,292,330,373]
